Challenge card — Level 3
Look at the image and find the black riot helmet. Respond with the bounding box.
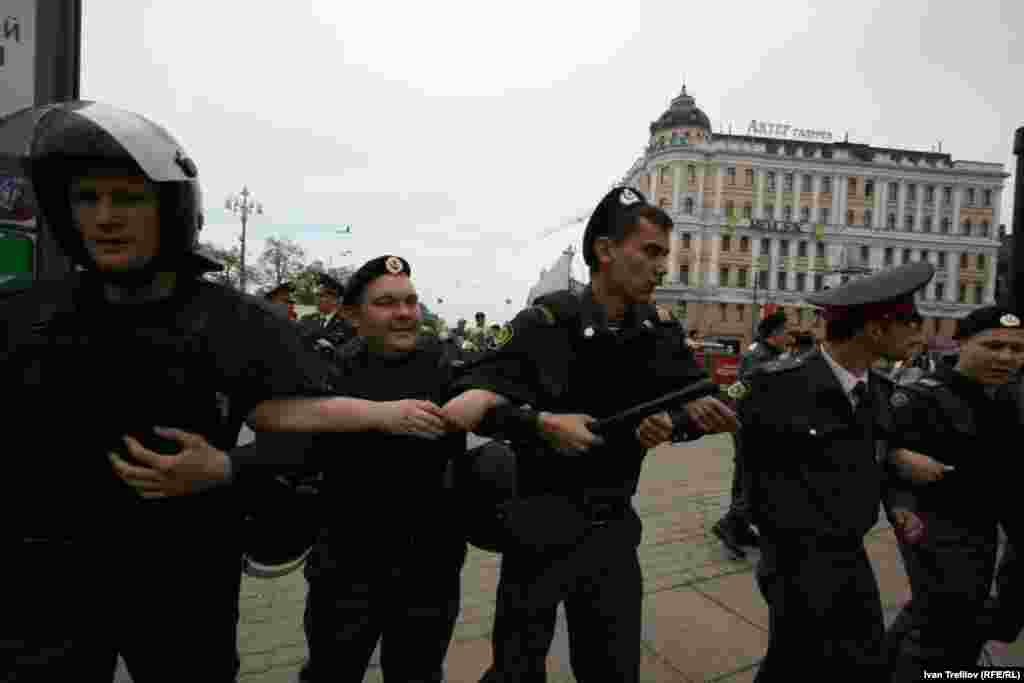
[12,101,216,277]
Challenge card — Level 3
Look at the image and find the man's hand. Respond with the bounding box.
[538,413,604,455]
[636,411,674,450]
[889,448,954,484]
[685,397,740,434]
[108,427,231,500]
[373,399,452,439]
[440,390,504,433]
[890,506,926,545]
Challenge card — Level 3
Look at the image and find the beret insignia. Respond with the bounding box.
[493,323,514,349]
[385,256,404,274]
[890,391,909,408]
[619,188,641,206]
[726,381,750,400]
[1000,313,1021,328]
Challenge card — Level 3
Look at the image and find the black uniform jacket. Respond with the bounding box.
[738,349,908,540]
[300,311,353,346]
[887,366,1023,521]
[315,339,467,545]
[1,274,330,540]
[451,287,708,499]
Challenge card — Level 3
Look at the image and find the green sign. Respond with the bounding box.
[0,227,34,292]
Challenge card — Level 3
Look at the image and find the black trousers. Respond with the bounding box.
[885,511,1023,681]
[754,534,886,682]
[2,533,242,683]
[302,534,467,682]
[480,507,644,683]
[726,430,751,522]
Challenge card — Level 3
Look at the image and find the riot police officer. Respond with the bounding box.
[0,102,442,682]
[299,273,354,354]
[252,255,468,682]
[0,102,331,682]
[712,310,790,557]
[733,261,931,681]
[884,306,1024,679]
[440,186,739,683]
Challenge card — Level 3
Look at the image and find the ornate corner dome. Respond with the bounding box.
[649,85,712,135]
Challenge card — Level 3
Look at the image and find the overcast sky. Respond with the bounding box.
[80,0,1022,325]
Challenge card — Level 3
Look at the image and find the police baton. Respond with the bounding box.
[590,379,720,435]
[1011,126,1024,311]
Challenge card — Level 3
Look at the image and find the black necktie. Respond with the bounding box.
[852,381,873,433]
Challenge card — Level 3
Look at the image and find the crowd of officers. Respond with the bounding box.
[3,101,1024,683]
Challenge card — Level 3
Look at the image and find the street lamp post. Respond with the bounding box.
[225,186,263,293]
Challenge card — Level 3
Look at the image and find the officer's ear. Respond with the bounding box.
[342,304,362,329]
[592,236,617,270]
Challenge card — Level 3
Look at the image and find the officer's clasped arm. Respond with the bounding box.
[247,397,385,432]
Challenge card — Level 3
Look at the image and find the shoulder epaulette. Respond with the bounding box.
[530,289,580,326]
[750,356,804,377]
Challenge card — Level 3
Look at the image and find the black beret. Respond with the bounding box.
[805,262,934,322]
[342,255,411,306]
[955,306,1023,340]
[582,186,657,268]
[757,311,788,339]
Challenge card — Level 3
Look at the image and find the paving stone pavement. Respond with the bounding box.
[112,433,1024,682]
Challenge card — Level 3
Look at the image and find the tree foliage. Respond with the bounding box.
[199,241,263,291]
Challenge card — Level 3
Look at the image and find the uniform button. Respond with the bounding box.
[809,428,818,436]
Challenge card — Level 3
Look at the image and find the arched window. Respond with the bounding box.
[887,213,896,229]
[981,220,990,237]
[684,197,694,214]
[963,219,972,236]
[923,216,933,233]
[941,217,951,233]
[864,209,873,227]
[904,215,914,231]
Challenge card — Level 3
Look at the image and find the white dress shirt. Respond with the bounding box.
[820,345,869,409]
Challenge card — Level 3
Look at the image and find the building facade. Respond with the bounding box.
[622,85,1007,348]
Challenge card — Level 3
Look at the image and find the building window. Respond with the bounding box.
[725,200,735,218]
[688,164,696,181]
[738,268,749,288]
[864,209,873,227]
[984,189,993,206]
[841,275,851,285]
[938,251,946,268]
[798,241,808,257]
[889,181,899,198]
[943,187,952,204]
[740,236,750,252]
[767,172,776,191]
[659,166,670,183]
[758,270,769,289]
[967,188,976,205]
[779,239,790,256]
[941,217,951,234]
[860,245,870,262]
[682,233,692,250]
[887,213,896,229]
[720,267,730,286]
[978,254,987,270]
[812,274,822,291]
[796,272,807,291]
[865,180,875,198]
[816,242,825,258]
[963,219,972,236]
[684,197,694,214]
[800,206,810,222]
[903,248,912,263]
[926,186,935,202]
[720,303,728,321]
[921,249,930,262]
[802,174,812,192]
[722,236,732,252]
[935,282,945,301]
[904,214,914,231]
[766,204,775,218]
[784,174,794,192]
[960,253,969,269]
[679,265,689,284]
[761,238,771,252]
[975,285,984,304]
[745,168,754,186]
[728,167,737,185]
[884,247,894,266]
[846,209,855,226]
[818,208,829,224]
[743,204,753,219]
[959,284,967,302]
[848,177,857,195]
[822,176,832,194]
[777,272,787,290]
[907,184,917,201]
[783,206,793,221]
